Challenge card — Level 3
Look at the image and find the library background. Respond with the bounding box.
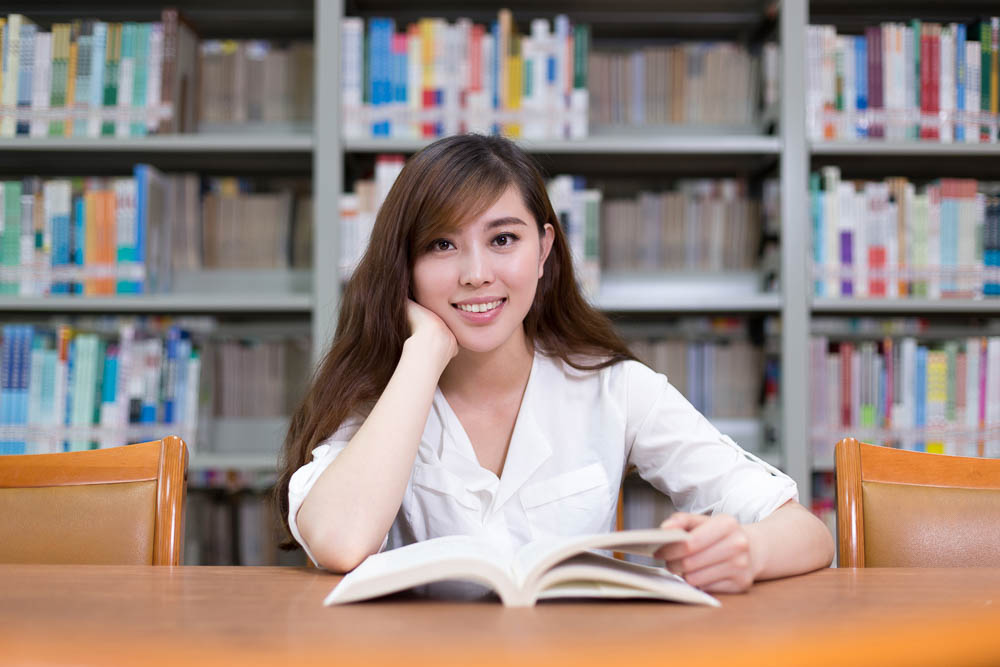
[1,0,999,566]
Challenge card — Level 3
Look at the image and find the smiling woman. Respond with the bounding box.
[275,134,833,592]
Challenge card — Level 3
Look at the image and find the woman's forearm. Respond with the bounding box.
[746,501,835,581]
[296,336,450,572]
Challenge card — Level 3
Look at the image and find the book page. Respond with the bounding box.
[533,552,719,606]
[512,528,688,588]
[324,535,519,606]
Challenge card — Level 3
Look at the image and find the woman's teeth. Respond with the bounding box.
[456,299,504,313]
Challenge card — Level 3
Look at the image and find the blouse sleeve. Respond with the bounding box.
[622,360,798,524]
[287,413,388,567]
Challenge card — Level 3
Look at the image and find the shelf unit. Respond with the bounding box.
[318,0,808,496]
[14,0,999,509]
[804,2,1000,481]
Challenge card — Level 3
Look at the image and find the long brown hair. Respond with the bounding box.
[275,134,636,546]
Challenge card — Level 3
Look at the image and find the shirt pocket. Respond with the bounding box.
[406,462,483,538]
[519,462,614,539]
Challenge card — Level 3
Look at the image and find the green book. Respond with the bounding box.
[573,24,590,90]
[131,23,150,137]
[0,181,23,295]
[944,341,958,423]
[102,23,122,136]
[49,24,70,137]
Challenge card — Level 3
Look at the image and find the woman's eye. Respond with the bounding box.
[431,239,454,251]
[494,233,519,247]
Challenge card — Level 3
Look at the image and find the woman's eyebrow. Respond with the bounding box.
[485,217,528,229]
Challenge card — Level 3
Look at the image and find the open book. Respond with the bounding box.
[324,529,719,608]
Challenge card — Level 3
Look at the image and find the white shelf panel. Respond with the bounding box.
[0,134,314,152]
[812,298,1000,314]
[189,453,279,472]
[0,294,312,313]
[811,141,1000,157]
[593,273,780,312]
[345,134,781,155]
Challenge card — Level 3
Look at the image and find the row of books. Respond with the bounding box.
[807,19,1000,143]
[811,169,1000,299]
[341,12,590,140]
[810,336,1000,461]
[0,170,312,297]
[589,43,765,128]
[0,11,198,137]
[627,336,774,419]
[202,338,309,419]
[601,179,762,273]
[199,40,313,127]
[0,322,200,455]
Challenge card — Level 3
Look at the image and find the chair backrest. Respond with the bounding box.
[0,436,188,565]
[835,437,1000,568]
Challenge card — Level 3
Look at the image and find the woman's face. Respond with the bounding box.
[411,186,555,355]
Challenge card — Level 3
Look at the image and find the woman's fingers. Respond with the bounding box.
[665,530,751,576]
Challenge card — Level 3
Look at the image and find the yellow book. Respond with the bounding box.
[507,42,522,138]
[65,24,79,137]
[926,350,947,454]
[419,18,434,137]
[498,9,512,120]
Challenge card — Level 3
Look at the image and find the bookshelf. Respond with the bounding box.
[8,0,1000,545]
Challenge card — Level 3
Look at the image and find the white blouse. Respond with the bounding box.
[287,349,798,567]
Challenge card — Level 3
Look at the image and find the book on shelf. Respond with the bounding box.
[627,334,771,421]
[324,529,718,608]
[810,334,1000,460]
[599,178,763,276]
[341,12,590,140]
[0,321,200,455]
[0,10,198,138]
[807,18,999,143]
[198,39,313,128]
[589,42,766,129]
[810,168,1000,299]
[0,171,311,296]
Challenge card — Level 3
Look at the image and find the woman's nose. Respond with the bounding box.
[459,247,494,287]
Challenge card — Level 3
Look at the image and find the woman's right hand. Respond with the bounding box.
[405,299,459,364]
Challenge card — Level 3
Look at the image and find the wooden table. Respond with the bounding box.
[2,566,1000,666]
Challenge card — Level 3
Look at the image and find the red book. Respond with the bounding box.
[920,26,933,139]
[928,24,941,140]
[841,342,854,427]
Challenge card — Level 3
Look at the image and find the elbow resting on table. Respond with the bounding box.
[302,526,376,574]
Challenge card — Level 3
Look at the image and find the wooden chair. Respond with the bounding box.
[0,436,188,565]
[835,437,1000,568]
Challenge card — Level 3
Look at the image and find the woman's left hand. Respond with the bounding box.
[654,512,762,594]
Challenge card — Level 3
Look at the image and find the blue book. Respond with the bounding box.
[163,327,179,424]
[0,326,12,454]
[987,198,1000,296]
[129,167,148,294]
[915,346,927,452]
[51,186,71,294]
[810,173,824,297]
[956,24,966,142]
[72,194,85,294]
[89,23,108,138]
[855,36,868,138]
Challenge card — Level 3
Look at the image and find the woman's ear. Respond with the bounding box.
[538,223,555,279]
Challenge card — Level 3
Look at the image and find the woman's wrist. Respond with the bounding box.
[744,522,769,582]
[403,333,454,373]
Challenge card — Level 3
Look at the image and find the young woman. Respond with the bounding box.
[276,134,833,592]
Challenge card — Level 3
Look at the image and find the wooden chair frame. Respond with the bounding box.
[0,436,188,565]
[835,437,1000,567]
